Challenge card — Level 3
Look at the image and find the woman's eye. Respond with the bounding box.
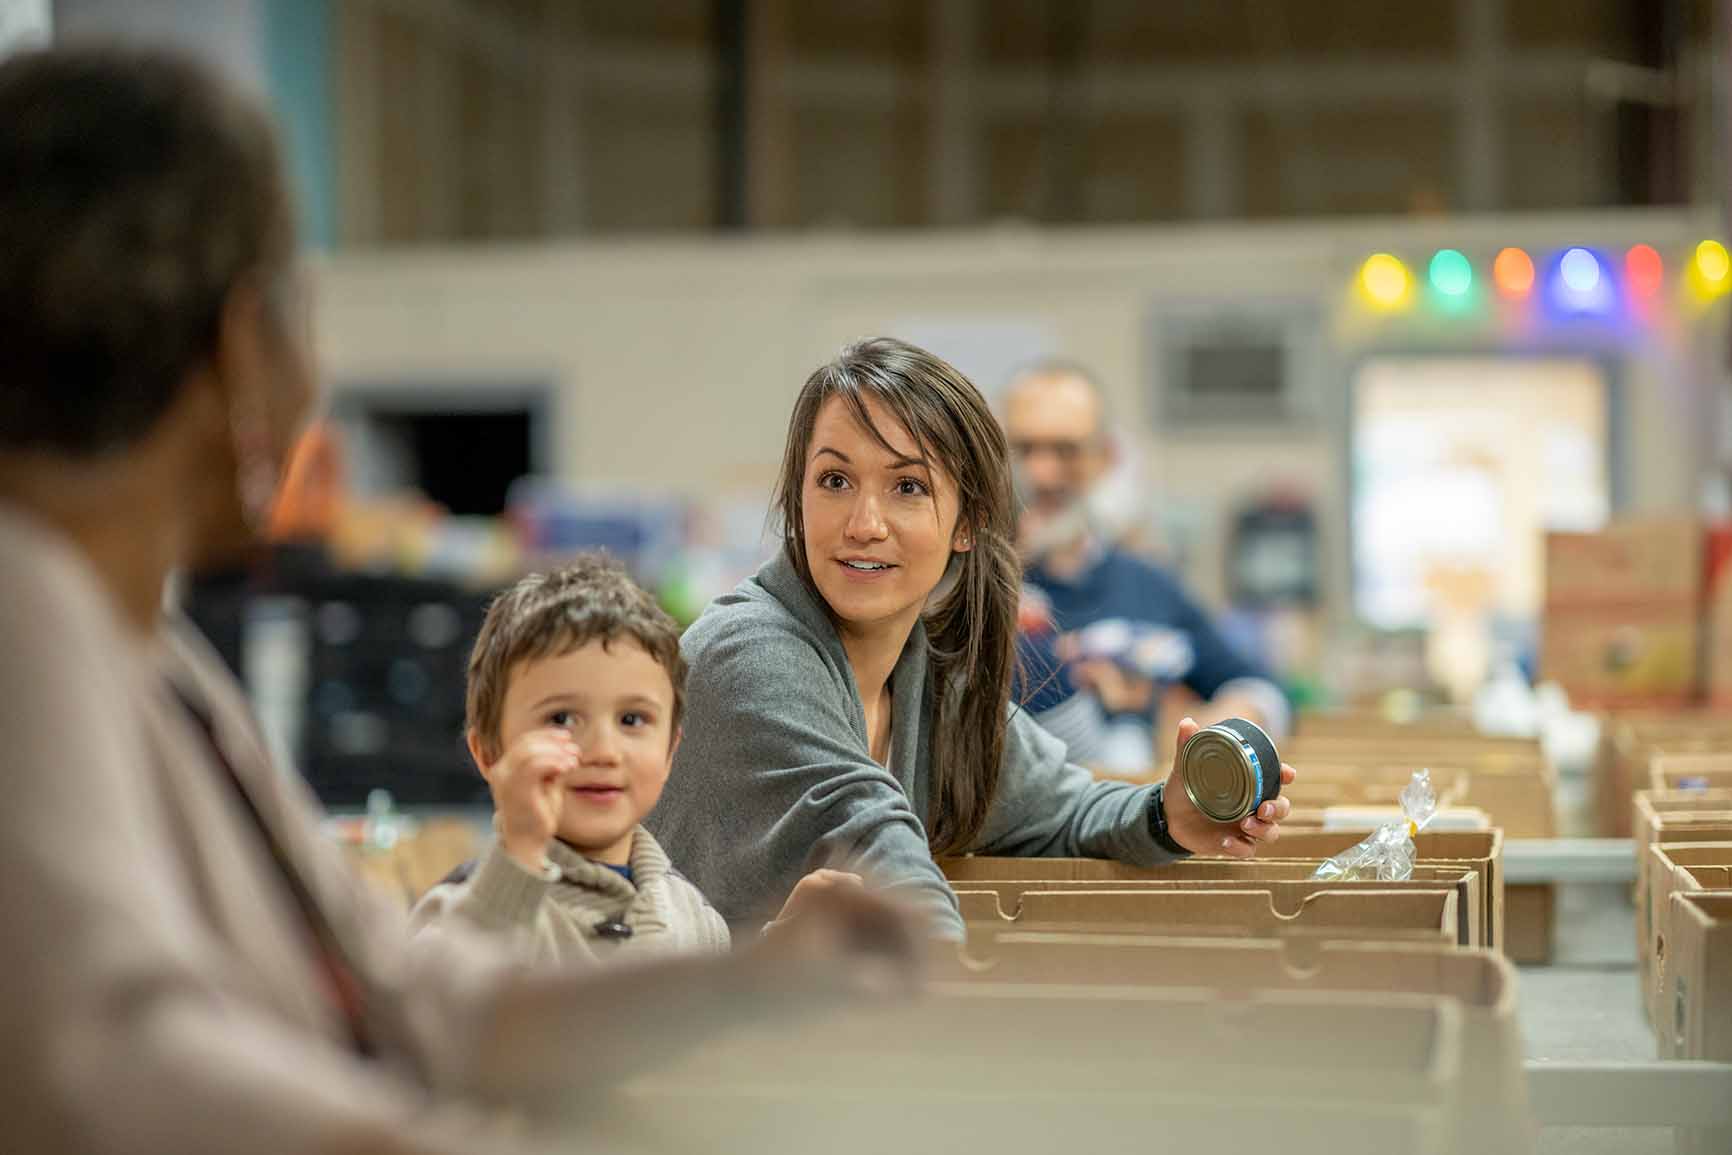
[621,712,649,728]
[896,477,930,497]
[817,471,849,491]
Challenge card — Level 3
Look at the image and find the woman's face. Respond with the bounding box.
[800,394,972,641]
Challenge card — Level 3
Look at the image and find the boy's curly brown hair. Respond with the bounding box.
[466,552,686,762]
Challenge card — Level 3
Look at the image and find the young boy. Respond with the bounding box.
[413,554,852,963]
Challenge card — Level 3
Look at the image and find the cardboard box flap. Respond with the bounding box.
[958,886,1460,939]
[947,934,1514,1010]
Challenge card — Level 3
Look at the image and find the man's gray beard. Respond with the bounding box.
[1018,496,1099,565]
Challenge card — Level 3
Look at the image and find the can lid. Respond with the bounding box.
[1181,729,1256,822]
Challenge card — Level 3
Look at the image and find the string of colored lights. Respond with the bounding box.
[1355,242,1730,313]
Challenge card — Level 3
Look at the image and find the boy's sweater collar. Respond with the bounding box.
[544,826,671,903]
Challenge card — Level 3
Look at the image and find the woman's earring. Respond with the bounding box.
[231,407,277,533]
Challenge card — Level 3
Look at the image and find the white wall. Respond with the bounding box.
[314,210,1728,618]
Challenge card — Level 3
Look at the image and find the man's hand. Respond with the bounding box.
[488,728,580,872]
[1070,658,1156,714]
[1161,716,1297,858]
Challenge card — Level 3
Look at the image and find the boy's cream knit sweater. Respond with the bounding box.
[411,826,729,964]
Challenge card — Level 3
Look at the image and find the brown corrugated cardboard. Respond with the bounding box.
[1660,891,1732,1060]
[1286,734,1544,766]
[941,935,1529,1153]
[941,848,1500,950]
[1631,791,1732,863]
[1711,575,1732,710]
[1650,753,1732,793]
[1645,842,1732,1030]
[956,885,1464,944]
[627,986,1467,1155]
[1598,717,1732,836]
[955,872,1481,945]
[1503,884,1556,965]
[1660,892,1732,1155]
[1246,830,1505,951]
[1276,761,1554,837]
[1544,517,1704,607]
[1630,795,1732,937]
[1541,607,1701,706]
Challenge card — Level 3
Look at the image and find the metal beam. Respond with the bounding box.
[1504,839,1636,885]
[1527,1060,1732,1127]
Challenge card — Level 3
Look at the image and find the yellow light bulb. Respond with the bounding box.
[1696,240,1730,286]
[1359,253,1410,309]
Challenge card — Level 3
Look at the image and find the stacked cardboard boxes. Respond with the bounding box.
[1630,791,1732,1029]
[1276,735,1554,963]
[1541,518,1704,708]
[1657,892,1732,1155]
[1595,712,1732,836]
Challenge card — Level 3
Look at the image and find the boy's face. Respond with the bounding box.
[492,637,679,863]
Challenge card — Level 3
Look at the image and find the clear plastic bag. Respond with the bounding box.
[1311,770,1438,882]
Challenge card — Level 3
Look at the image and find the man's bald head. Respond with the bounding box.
[1002,359,1114,520]
[1003,360,1108,439]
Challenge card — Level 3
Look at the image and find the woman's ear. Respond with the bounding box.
[668,725,684,761]
[952,522,975,553]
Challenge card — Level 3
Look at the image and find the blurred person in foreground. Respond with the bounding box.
[0,46,916,1155]
[1003,361,1290,775]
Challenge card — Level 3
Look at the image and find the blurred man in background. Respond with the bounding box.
[1004,361,1289,775]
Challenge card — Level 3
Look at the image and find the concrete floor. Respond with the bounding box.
[1521,883,1675,1155]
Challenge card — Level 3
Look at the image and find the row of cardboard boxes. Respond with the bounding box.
[619,840,1532,1155]
[1634,787,1732,1066]
[1109,727,1560,962]
[1596,710,1732,836]
[620,932,1530,1155]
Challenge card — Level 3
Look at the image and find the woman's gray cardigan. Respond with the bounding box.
[648,549,1180,940]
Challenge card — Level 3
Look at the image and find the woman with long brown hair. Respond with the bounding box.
[653,338,1296,938]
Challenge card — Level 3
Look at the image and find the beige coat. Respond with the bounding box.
[413,828,729,964]
[0,505,769,1155]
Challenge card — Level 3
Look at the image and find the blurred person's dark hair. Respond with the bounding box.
[0,45,295,457]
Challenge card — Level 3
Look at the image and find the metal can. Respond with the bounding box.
[1178,717,1282,823]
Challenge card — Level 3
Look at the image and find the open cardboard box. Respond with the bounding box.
[954,873,1481,946]
[1285,732,1544,763]
[956,884,1465,945]
[939,934,1529,1152]
[1650,753,1732,793]
[1282,765,1553,838]
[619,984,1468,1155]
[1630,795,1732,934]
[1254,830,1504,951]
[1660,892,1732,1059]
[1646,841,1732,1030]
[1632,790,1732,856]
[942,854,1492,949]
[1599,717,1732,836]
[1660,891,1732,1155]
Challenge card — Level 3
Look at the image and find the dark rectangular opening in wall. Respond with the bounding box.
[333,385,552,517]
[371,409,532,516]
